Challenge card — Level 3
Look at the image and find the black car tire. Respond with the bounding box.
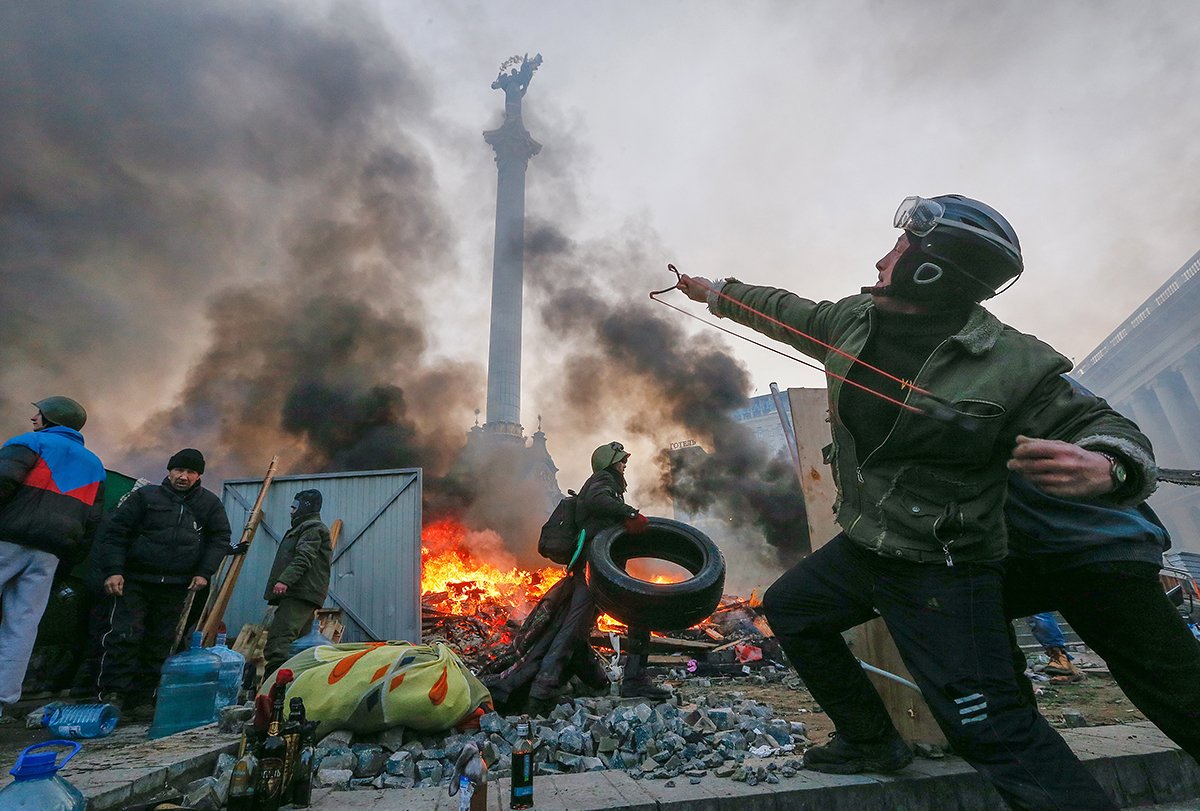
[586,517,726,632]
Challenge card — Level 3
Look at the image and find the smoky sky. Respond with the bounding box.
[525,220,809,568]
[1,2,482,487]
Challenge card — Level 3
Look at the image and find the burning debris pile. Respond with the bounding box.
[418,517,784,674]
[419,518,566,663]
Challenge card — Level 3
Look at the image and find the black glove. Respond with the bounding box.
[230,541,251,556]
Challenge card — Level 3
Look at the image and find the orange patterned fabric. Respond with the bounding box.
[261,642,491,738]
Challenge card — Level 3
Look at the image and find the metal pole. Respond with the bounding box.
[769,382,804,487]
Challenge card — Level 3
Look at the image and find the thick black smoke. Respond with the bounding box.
[525,221,809,567]
[1,2,481,492]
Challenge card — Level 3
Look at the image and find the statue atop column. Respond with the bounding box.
[492,53,543,123]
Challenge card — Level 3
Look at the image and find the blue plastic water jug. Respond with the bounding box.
[288,619,333,660]
[0,740,87,810]
[148,630,221,739]
[43,703,118,739]
[210,631,247,711]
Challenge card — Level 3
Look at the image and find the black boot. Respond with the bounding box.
[803,730,913,774]
[619,653,672,700]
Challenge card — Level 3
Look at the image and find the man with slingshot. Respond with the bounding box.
[673,195,1155,811]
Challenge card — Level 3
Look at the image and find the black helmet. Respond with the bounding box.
[32,396,87,430]
[590,441,629,473]
[888,195,1023,306]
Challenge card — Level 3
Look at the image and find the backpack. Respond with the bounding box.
[538,489,583,565]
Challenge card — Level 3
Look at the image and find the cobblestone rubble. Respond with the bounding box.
[306,688,810,793]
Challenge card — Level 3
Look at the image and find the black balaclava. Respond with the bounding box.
[292,489,322,518]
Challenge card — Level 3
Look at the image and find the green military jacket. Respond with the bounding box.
[265,513,332,607]
[712,283,1157,565]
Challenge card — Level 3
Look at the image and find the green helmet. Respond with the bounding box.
[591,441,630,473]
[33,396,88,430]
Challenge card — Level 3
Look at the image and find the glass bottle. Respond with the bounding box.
[252,675,288,811]
[281,696,305,805]
[225,747,257,811]
[291,719,317,808]
[510,720,534,810]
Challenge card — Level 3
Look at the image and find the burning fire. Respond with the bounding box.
[421,518,562,619]
[420,517,689,638]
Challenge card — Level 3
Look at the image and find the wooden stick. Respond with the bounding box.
[196,555,232,634]
[201,456,279,645]
[172,589,199,652]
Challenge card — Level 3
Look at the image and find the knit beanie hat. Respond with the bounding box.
[292,489,322,516]
[167,448,206,474]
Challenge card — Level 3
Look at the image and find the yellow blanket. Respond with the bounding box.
[264,642,492,737]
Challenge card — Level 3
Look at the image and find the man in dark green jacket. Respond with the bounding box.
[263,489,331,676]
[677,195,1154,811]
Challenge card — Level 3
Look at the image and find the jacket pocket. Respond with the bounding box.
[821,442,843,512]
[878,468,982,546]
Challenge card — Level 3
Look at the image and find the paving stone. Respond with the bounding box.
[319,729,354,748]
[317,768,352,790]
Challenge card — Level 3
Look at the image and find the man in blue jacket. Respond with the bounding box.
[1005,472,1200,764]
[0,396,105,723]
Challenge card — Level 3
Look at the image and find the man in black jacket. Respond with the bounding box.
[91,448,231,717]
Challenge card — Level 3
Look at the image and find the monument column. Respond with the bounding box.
[1150,370,1200,463]
[1128,385,1186,467]
[483,54,543,439]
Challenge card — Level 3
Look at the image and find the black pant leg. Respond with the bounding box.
[531,575,597,699]
[761,535,895,742]
[1002,558,1057,709]
[136,584,190,702]
[875,557,1115,811]
[1055,563,1200,764]
[96,581,150,697]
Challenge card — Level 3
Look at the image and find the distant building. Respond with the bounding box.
[1074,249,1200,554]
[667,391,806,561]
[730,391,795,460]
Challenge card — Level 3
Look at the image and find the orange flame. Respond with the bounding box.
[421,518,691,640]
[421,518,564,619]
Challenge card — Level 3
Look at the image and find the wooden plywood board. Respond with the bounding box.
[787,388,840,549]
[787,387,947,747]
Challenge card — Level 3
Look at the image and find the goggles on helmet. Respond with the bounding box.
[894,196,944,236]
[894,196,1021,260]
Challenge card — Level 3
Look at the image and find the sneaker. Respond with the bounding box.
[1043,648,1074,676]
[618,678,673,701]
[803,731,913,775]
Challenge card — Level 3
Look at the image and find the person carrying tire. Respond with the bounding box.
[573,442,670,702]
[676,195,1156,811]
[482,441,665,715]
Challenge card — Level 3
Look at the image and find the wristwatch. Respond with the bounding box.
[1098,453,1128,489]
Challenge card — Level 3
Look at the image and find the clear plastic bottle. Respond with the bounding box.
[287,620,333,660]
[458,775,475,811]
[210,631,247,710]
[0,740,87,810]
[148,630,221,739]
[43,703,119,739]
